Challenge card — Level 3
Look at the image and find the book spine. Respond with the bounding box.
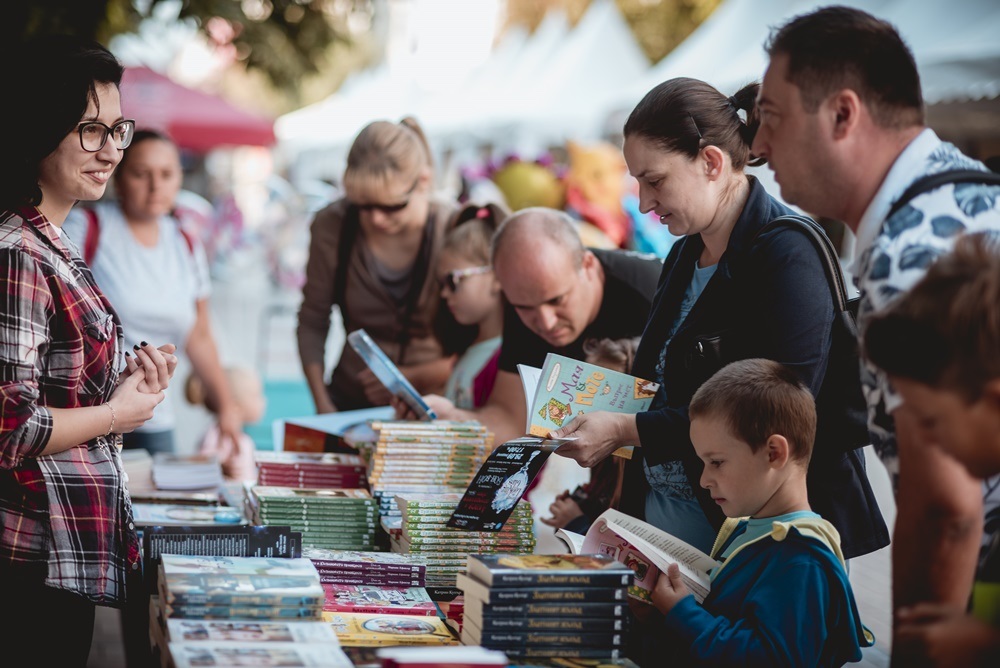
[470,601,628,618]
[499,647,623,660]
[478,588,628,604]
[166,593,325,607]
[320,603,439,616]
[472,630,625,648]
[474,616,626,632]
[309,560,425,574]
[164,605,324,619]
[485,571,632,588]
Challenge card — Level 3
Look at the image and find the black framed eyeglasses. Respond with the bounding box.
[440,265,491,292]
[351,177,420,215]
[77,119,136,152]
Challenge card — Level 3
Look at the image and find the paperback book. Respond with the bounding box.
[322,611,456,647]
[445,438,558,531]
[465,553,632,588]
[165,619,338,643]
[557,508,719,603]
[321,585,438,616]
[169,641,352,667]
[348,329,437,421]
[517,354,659,460]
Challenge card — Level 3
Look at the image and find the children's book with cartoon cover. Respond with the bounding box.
[322,611,457,647]
[518,353,660,458]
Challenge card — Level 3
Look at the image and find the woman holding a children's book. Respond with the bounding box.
[550,77,888,665]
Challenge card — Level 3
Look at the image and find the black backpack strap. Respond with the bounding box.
[887,169,1000,220]
[333,205,361,329]
[752,214,852,315]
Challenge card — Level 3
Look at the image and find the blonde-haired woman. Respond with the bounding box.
[297,117,459,412]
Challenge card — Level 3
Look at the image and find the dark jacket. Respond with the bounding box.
[621,177,889,560]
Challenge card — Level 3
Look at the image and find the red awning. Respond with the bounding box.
[120,66,276,153]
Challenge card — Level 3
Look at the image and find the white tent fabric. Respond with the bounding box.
[606,0,1000,118]
[277,0,650,158]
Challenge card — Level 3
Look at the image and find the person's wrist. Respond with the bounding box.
[103,401,117,436]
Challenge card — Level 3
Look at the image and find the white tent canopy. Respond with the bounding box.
[277,0,651,164]
[604,0,1000,119]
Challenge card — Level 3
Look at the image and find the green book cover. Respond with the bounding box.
[520,353,659,439]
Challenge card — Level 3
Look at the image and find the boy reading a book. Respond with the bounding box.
[651,358,871,667]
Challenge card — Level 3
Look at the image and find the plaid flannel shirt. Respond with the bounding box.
[0,205,139,605]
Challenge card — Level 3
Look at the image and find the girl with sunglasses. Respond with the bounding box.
[434,201,509,409]
[298,117,459,412]
[0,36,176,665]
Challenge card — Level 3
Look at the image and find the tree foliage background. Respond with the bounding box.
[6,0,721,114]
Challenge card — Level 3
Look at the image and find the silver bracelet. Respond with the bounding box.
[104,402,116,437]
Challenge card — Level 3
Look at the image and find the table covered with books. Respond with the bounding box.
[125,410,663,668]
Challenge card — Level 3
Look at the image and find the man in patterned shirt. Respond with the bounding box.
[751,4,1000,659]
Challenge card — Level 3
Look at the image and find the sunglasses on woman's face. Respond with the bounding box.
[351,177,420,214]
[440,265,491,292]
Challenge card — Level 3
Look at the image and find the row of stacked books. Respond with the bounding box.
[151,555,354,667]
[456,553,633,662]
[255,451,369,489]
[157,619,351,668]
[367,421,494,521]
[301,547,459,650]
[248,485,379,551]
[387,493,536,589]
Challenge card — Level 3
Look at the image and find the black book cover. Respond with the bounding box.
[142,524,301,592]
[446,439,555,531]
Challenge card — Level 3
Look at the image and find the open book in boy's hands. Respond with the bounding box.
[517,353,660,459]
[556,508,719,604]
[347,329,437,421]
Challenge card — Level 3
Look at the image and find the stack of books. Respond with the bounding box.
[304,548,426,587]
[456,554,633,662]
[152,453,224,490]
[367,421,494,521]
[160,619,353,668]
[156,555,325,622]
[249,486,378,551]
[388,494,535,588]
[255,451,369,489]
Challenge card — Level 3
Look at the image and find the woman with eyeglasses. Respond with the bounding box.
[64,129,241,456]
[433,201,509,409]
[0,36,176,665]
[297,117,459,412]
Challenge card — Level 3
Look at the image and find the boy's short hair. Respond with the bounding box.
[689,359,817,463]
[863,231,1000,402]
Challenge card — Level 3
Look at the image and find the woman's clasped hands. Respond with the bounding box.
[108,342,178,434]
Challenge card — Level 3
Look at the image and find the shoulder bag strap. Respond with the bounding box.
[333,206,361,330]
[887,169,1000,220]
[752,214,852,315]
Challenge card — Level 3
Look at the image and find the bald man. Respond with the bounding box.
[424,207,662,443]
